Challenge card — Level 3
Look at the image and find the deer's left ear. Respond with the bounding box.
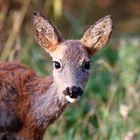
[81,15,113,55]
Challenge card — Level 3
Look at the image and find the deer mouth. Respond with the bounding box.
[65,95,81,103]
[63,87,83,103]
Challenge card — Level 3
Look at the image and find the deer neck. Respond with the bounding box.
[30,75,68,130]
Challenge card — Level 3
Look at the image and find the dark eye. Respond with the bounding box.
[53,61,61,69]
[83,61,90,70]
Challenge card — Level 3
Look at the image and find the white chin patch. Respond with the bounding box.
[65,95,80,103]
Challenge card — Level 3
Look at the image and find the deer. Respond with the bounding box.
[0,12,113,140]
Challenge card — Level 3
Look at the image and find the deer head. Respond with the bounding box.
[32,12,113,103]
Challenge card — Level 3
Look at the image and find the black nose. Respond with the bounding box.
[63,86,83,98]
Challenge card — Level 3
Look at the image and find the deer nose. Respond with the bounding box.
[64,86,83,98]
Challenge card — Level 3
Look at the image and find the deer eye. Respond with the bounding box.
[53,61,61,69]
[82,61,90,70]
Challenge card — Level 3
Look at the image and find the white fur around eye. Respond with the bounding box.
[65,95,80,103]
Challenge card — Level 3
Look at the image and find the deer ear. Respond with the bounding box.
[81,15,113,55]
[32,12,63,53]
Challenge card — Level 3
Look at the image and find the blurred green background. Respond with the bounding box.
[0,0,140,140]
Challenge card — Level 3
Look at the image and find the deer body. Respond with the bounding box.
[0,62,67,139]
[0,13,113,140]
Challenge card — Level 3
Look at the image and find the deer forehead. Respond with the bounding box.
[50,40,89,64]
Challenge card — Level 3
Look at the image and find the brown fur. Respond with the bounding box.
[0,62,67,139]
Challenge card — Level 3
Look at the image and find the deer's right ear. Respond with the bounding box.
[32,12,63,53]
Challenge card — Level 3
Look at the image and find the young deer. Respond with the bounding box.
[0,12,113,140]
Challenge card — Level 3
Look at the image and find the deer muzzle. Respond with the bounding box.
[63,86,83,103]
